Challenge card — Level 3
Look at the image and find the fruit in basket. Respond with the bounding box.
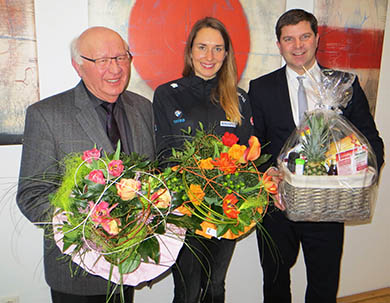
[301,113,329,175]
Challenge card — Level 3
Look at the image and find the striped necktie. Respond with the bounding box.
[297,76,308,122]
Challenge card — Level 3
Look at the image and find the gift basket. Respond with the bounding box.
[278,69,378,222]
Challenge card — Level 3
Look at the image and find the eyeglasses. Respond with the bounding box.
[80,51,132,69]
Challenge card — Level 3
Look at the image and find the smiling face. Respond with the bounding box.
[277,20,319,75]
[191,27,227,80]
[72,27,130,103]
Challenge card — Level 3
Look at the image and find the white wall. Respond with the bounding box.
[0,1,388,302]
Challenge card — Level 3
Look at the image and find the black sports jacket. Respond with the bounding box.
[153,74,253,160]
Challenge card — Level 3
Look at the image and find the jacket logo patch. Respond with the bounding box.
[174,110,182,118]
[170,83,178,88]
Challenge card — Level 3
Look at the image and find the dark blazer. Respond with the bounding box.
[16,81,155,295]
[248,65,384,172]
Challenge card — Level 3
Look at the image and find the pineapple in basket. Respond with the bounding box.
[301,112,329,175]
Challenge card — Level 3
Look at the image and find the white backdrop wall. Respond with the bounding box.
[0,1,388,302]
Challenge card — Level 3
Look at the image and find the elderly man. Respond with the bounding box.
[248,9,384,303]
[17,26,155,303]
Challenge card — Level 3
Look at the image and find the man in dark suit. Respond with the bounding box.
[248,9,384,303]
[16,26,155,303]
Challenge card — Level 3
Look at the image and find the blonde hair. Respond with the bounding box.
[183,17,242,125]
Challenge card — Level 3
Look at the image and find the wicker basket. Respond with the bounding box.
[280,164,376,222]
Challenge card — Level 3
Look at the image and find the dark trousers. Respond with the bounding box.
[51,287,134,303]
[172,235,236,303]
[257,210,344,303]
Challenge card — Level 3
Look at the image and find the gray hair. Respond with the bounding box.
[70,28,130,65]
[70,36,82,65]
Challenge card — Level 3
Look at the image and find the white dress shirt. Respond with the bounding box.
[286,62,322,126]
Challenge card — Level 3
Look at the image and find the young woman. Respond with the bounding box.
[153,17,253,303]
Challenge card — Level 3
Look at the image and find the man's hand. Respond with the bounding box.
[265,167,285,211]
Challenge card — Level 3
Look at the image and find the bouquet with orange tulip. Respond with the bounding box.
[49,142,193,292]
[163,124,279,240]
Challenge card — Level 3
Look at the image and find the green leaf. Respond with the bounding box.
[239,196,265,210]
[155,221,166,234]
[138,236,160,264]
[240,182,261,194]
[238,212,252,226]
[253,154,272,167]
[235,221,245,232]
[204,196,219,205]
[118,252,141,274]
[216,224,230,237]
[62,225,80,252]
[212,141,220,158]
[166,214,201,230]
[113,140,121,160]
[229,224,239,235]
[83,178,105,192]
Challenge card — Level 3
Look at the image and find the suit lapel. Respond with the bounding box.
[121,93,138,153]
[276,66,296,130]
[73,82,114,153]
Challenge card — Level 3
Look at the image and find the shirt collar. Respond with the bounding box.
[286,61,321,83]
[82,80,120,107]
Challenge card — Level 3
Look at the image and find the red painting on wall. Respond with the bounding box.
[314,0,388,114]
[128,0,250,90]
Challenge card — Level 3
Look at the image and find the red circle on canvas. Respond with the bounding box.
[128,0,250,90]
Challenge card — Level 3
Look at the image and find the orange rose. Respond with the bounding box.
[176,204,193,216]
[116,178,141,201]
[228,144,246,162]
[107,219,121,235]
[188,184,205,205]
[199,158,214,170]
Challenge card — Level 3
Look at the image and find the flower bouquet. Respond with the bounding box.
[50,142,190,289]
[278,69,378,222]
[162,124,278,240]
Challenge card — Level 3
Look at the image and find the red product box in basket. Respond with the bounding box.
[336,145,368,175]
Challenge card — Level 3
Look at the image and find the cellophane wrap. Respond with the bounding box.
[277,69,378,222]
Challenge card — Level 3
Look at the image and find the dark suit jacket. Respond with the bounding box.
[248,65,384,172]
[16,81,155,295]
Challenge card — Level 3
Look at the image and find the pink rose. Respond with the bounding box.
[89,201,111,224]
[88,170,105,184]
[108,160,124,177]
[88,201,120,235]
[82,148,101,163]
[116,178,141,201]
[151,188,171,208]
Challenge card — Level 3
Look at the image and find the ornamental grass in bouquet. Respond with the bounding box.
[49,142,190,297]
[278,69,378,222]
[161,124,279,240]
